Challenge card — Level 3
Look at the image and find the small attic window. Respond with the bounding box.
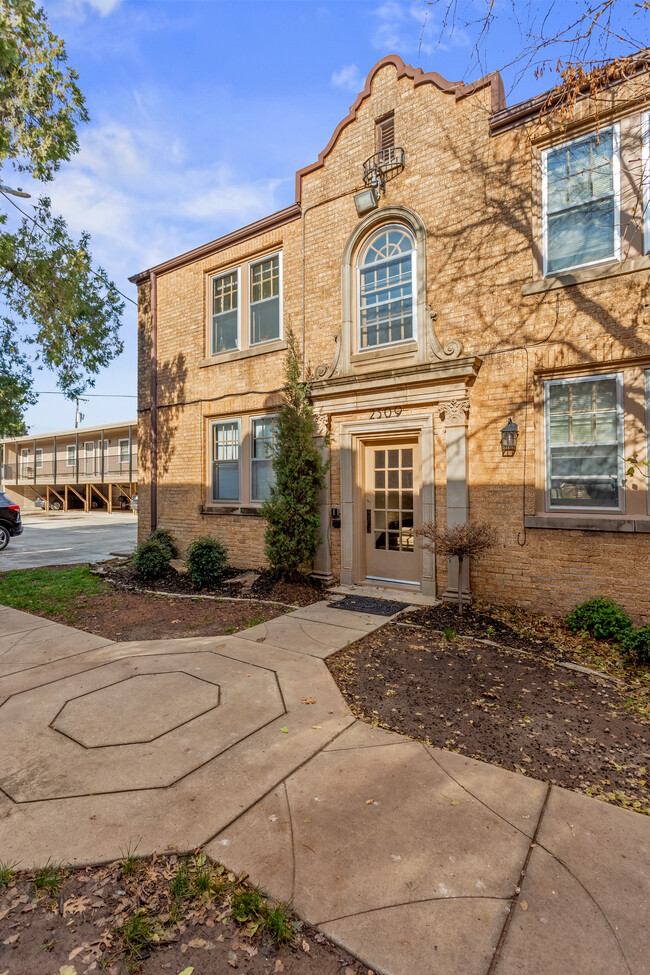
[376,114,395,154]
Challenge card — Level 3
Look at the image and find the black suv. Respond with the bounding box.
[0,492,23,550]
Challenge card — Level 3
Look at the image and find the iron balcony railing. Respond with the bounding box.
[2,456,138,484]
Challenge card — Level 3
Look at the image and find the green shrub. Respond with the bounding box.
[566,598,633,641]
[620,625,650,668]
[186,536,228,590]
[148,527,178,560]
[132,539,171,581]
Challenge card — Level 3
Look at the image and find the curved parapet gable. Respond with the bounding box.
[294,53,505,202]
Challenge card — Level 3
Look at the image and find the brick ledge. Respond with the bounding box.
[524,514,650,533]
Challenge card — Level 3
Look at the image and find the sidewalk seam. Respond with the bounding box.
[485,781,552,975]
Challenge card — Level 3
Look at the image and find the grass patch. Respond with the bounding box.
[263,902,294,944]
[33,861,64,897]
[0,566,103,623]
[118,909,160,961]
[0,860,17,888]
[119,843,142,879]
[230,885,266,924]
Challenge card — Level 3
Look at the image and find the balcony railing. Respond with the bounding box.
[2,457,138,484]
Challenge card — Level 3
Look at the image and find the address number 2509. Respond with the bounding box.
[369,407,403,420]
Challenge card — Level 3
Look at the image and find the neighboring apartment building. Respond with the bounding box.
[1,421,137,513]
[131,54,650,619]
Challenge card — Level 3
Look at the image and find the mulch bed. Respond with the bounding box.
[0,854,368,975]
[105,563,324,609]
[328,604,650,815]
[56,588,293,643]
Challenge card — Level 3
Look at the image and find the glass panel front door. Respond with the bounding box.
[364,440,420,585]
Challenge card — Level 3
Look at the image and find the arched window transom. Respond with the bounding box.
[357,225,415,350]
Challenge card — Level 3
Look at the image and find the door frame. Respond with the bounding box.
[339,414,436,596]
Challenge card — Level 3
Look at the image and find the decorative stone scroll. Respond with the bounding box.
[426,309,463,361]
[437,398,470,425]
[314,330,342,380]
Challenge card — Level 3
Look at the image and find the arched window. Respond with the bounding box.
[357,225,415,350]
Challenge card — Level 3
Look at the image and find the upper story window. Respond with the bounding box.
[212,269,239,354]
[543,126,620,276]
[357,225,415,351]
[250,254,281,345]
[119,439,130,467]
[66,445,76,468]
[35,448,43,469]
[545,374,623,510]
[376,113,395,154]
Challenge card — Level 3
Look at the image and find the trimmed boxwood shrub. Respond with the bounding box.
[132,539,172,581]
[148,527,178,560]
[620,625,650,668]
[566,598,633,641]
[186,536,228,590]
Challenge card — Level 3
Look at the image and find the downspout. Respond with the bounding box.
[149,271,158,532]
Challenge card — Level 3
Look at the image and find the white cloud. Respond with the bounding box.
[371,0,468,59]
[331,64,363,92]
[55,0,124,17]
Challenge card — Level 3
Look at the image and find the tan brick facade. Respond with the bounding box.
[132,55,650,621]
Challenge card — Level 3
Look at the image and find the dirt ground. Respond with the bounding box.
[328,606,650,815]
[54,587,295,642]
[0,855,369,975]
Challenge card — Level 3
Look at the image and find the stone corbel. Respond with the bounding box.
[426,309,463,361]
[437,397,470,426]
[314,331,342,380]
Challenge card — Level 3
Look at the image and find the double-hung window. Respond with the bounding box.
[35,448,43,469]
[250,254,281,345]
[66,445,76,468]
[545,374,623,510]
[212,269,239,354]
[212,421,240,501]
[357,225,415,350]
[251,415,277,502]
[119,439,130,467]
[543,126,619,275]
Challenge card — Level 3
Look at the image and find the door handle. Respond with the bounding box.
[366,509,371,534]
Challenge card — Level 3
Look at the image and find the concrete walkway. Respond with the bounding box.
[0,600,647,975]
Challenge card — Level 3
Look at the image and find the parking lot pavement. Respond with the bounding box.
[0,511,137,570]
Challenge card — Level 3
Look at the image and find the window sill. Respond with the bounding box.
[522,255,650,296]
[199,339,287,367]
[199,504,263,517]
[524,514,650,533]
[350,341,417,364]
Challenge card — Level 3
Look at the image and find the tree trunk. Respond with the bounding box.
[457,555,464,616]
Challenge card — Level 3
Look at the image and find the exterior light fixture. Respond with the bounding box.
[500,418,519,456]
[0,183,30,199]
[354,185,379,216]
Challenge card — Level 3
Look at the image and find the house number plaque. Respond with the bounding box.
[369,407,403,420]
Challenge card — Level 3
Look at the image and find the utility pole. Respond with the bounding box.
[74,397,88,428]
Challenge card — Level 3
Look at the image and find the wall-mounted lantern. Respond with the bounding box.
[500,418,519,456]
[354,184,380,216]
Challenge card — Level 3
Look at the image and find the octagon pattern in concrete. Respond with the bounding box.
[51,671,222,747]
[0,601,647,975]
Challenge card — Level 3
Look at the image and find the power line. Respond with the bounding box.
[0,191,138,307]
[34,391,137,398]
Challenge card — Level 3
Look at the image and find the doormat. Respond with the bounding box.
[328,595,410,616]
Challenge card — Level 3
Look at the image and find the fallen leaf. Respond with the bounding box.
[2,935,19,945]
[68,947,85,961]
[187,938,210,949]
[520,900,528,911]
[59,967,78,975]
[177,969,194,975]
[365,798,375,804]
[301,697,316,704]
[450,800,460,806]
[280,727,289,734]
[269,815,278,822]
[63,896,92,915]
[274,962,284,973]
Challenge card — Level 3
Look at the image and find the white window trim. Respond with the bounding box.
[34,448,43,469]
[20,448,29,476]
[84,441,95,475]
[542,125,621,278]
[249,251,283,347]
[210,418,241,503]
[544,372,625,513]
[250,413,278,504]
[356,224,417,353]
[118,438,130,467]
[641,112,650,254]
[211,265,241,356]
[66,445,77,468]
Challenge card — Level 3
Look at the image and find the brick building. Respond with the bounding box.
[131,54,650,620]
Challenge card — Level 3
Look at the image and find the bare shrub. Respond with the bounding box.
[415,521,495,615]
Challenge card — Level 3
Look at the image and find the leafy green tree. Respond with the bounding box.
[0,0,124,427]
[262,330,329,579]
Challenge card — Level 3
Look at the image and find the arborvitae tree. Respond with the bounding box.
[262,329,328,579]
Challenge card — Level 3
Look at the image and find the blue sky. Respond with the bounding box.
[14,0,644,433]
